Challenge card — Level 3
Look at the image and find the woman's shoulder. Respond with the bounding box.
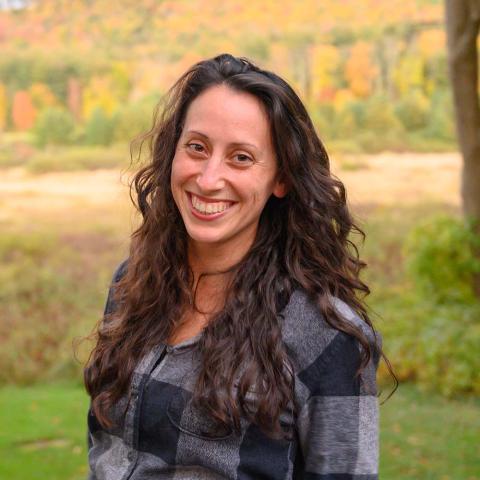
[103,259,129,316]
[279,289,381,374]
[111,258,129,283]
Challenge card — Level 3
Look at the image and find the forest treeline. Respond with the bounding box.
[0,0,453,153]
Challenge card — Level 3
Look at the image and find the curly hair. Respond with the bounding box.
[84,53,395,440]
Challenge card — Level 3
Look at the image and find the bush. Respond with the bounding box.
[404,215,480,303]
[0,229,121,385]
[355,129,407,153]
[0,232,77,384]
[423,90,456,141]
[375,214,480,397]
[395,89,430,131]
[309,102,335,140]
[83,107,117,146]
[377,295,480,397]
[33,107,75,147]
[113,101,153,143]
[361,95,404,134]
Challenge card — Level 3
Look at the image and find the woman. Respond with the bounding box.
[85,53,391,479]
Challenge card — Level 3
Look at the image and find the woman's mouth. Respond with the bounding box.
[187,192,235,218]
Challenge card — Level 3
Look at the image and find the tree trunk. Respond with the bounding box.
[445,0,480,296]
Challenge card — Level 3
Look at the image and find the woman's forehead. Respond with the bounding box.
[183,85,272,147]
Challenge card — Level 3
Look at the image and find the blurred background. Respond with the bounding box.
[0,0,479,478]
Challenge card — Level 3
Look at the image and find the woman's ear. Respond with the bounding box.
[273,179,288,198]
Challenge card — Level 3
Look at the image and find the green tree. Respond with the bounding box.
[84,107,116,146]
[33,107,75,147]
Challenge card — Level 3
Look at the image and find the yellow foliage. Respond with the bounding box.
[109,62,131,99]
[393,55,425,96]
[0,83,6,130]
[29,83,58,111]
[333,89,355,111]
[82,76,119,119]
[311,44,340,100]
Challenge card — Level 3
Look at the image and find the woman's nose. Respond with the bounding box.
[195,156,226,192]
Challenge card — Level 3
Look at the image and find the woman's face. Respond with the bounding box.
[171,85,286,254]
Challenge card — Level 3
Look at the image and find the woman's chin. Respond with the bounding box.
[185,230,227,248]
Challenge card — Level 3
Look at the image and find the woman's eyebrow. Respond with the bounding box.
[185,130,260,152]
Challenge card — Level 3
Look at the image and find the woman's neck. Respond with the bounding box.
[188,237,251,280]
[187,238,251,314]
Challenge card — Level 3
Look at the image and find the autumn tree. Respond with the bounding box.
[445,0,480,295]
[12,90,36,130]
[0,83,7,131]
[345,41,377,98]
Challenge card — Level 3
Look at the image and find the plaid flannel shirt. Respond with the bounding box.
[87,262,381,479]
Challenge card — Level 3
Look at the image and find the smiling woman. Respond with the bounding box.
[84,53,394,480]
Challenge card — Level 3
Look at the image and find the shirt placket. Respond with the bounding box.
[121,344,168,478]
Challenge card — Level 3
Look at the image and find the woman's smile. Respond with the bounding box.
[187,192,236,220]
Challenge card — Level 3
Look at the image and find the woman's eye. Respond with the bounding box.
[186,143,205,153]
[234,154,253,164]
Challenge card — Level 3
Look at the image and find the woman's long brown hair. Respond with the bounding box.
[84,53,396,439]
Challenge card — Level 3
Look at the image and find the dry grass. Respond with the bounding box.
[332,152,461,208]
[0,152,462,226]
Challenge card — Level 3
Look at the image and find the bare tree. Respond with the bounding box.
[445,0,480,295]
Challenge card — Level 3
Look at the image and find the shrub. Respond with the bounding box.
[0,232,77,384]
[375,214,480,396]
[33,107,75,147]
[395,89,430,131]
[113,101,153,143]
[423,90,456,141]
[0,229,121,385]
[83,107,117,146]
[355,129,407,153]
[309,102,335,140]
[403,215,480,303]
[377,295,480,397]
[361,95,404,134]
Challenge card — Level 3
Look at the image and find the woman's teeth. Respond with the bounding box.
[191,194,232,215]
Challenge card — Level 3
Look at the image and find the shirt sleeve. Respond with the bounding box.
[86,260,128,480]
[86,425,97,480]
[294,328,381,480]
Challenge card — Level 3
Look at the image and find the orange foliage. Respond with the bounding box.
[345,42,377,98]
[12,90,36,130]
[418,29,445,57]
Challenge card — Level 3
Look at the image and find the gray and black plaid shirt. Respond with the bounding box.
[87,264,381,479]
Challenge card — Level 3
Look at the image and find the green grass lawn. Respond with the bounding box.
[0,382,478,479]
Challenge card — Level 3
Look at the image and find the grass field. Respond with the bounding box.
[0,382,478,480]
